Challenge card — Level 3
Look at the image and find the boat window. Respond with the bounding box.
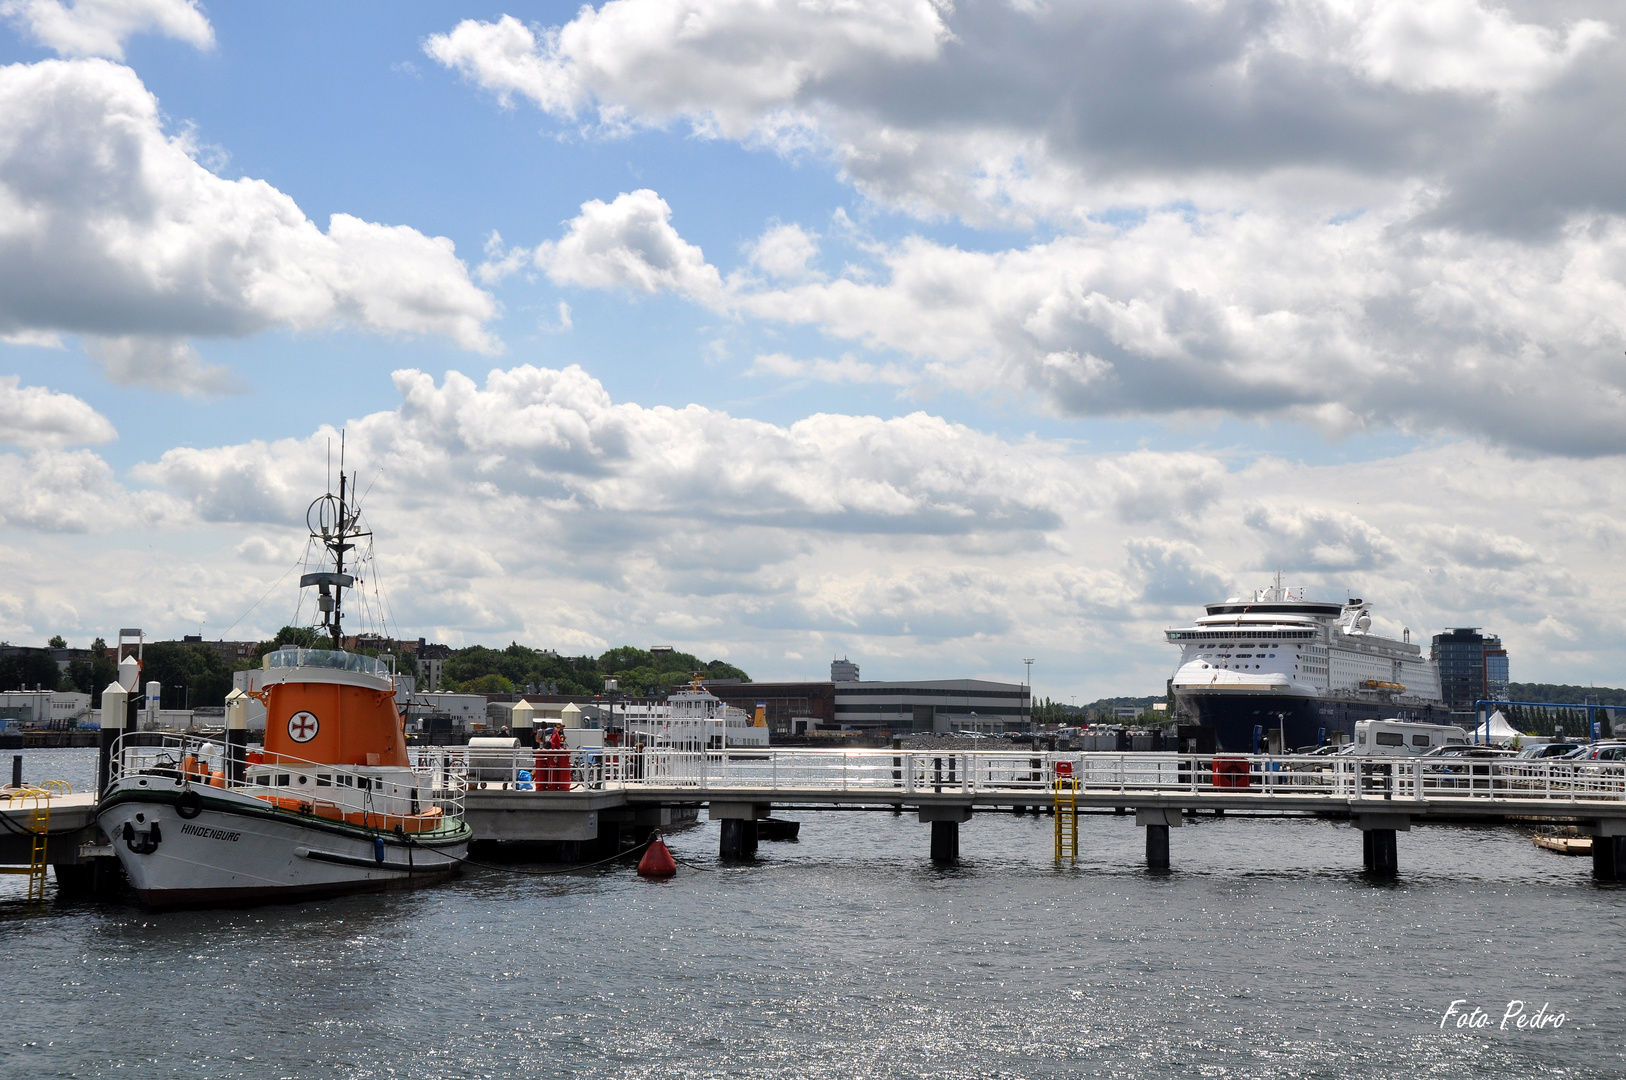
[1447,737,1466,745]
[317,774,331,786]
[255,775,270,786]
[276,773,291,785]
[1375,732,1405,746]
[338,775,353,787]
[296,775,308,785]
[1411,735,1431,747]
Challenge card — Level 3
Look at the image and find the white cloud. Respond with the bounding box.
[0,375,116,446]
[424,4,948,129]
[747,223,822,281]
[0,58,500,377]
[4,362,1626,695]
[1272,0,1611,97]
[427,2,1618,228]
[749,352,912,385]
[531,189,724,306]
[1,0,213,60]
[545,193,1626,455]
[85,334,241,395]
[0,447,175,530]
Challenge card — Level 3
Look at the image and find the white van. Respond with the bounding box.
[1350,719,1469,757]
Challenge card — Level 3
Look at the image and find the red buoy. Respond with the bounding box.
[637,837,677,878]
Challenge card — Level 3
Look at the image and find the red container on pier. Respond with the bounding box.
[1212,756,1252,789]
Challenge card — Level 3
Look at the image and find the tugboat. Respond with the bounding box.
[96,467,472,907]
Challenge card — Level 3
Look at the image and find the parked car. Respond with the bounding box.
[1570,742,1626,762]
[1421,744,1519,791]
[1514,742,1582,760]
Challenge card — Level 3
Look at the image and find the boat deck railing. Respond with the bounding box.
[113,733,467,821]
[422,747,1626,805]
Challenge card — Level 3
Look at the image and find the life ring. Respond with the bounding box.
[176,788,203,819]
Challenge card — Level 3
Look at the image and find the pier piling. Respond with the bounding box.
[1135,808,1181,870]
[920,805,972,864]
[710,802,770,858]
[1356,814,1407,876]
[1589,823,1626,881]
[1145,825,1170,868]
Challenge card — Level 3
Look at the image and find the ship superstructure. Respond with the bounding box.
[1166,580,1446,751]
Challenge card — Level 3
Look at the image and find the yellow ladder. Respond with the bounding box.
[2,788,51,904]
[1053,775,1079,863]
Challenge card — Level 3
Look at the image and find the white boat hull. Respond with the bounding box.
[97,778,469,908]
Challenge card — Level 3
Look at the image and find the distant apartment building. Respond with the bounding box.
[174,635,260,665]
[1431,628,1508,718]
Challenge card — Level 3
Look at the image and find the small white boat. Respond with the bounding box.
[97,469,471,907]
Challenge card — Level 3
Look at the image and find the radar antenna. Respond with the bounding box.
[300,432,372,649]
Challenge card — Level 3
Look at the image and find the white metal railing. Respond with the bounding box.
[113,733,466,823]
[426,747,1626,805]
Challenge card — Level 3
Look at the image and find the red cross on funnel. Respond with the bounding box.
[288,711,320,743]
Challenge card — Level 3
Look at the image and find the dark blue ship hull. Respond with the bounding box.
[1179,692,1454,752]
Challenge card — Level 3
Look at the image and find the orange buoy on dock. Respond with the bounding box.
[638,837,677,878]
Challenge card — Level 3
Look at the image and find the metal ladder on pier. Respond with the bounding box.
[1,787,54,904]
[1053,764,1078,863]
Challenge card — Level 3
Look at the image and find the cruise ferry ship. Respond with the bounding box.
[1166,581,1447,751]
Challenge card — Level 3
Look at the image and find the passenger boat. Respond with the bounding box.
[1166,577,1448,752]
[96,469,471,907]
[622,677,770,750]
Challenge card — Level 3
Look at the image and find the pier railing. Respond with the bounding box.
[426,747,1626,805]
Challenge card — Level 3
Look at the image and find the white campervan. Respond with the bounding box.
[1351,719,1469,757]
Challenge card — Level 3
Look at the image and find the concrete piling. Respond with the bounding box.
[1145,824,1170,868]
[1589,824,1626,881]
[1355,813,1408,876]
[920,805,972,864]
[710,802,770,859]
[1135,807,1180,869]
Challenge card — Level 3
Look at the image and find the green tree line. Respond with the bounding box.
[439,643,748,697]
[12,631,746,711]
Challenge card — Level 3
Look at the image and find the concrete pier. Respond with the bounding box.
[1587,820,1626,881]
[711,802,771,859]
[1356,813,1408,876]
[1136,807,1180,869]
[920,804,971,864]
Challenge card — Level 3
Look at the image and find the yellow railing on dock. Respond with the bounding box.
[1,787,52,904]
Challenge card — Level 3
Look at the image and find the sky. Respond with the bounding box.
[1,0,1624,700]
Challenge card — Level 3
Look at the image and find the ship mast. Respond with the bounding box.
[301,436,371,650]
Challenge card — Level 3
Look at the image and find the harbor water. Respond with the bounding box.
[2,748,1622,1078]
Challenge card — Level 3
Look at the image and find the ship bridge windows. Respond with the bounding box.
[1166,629,1316,641]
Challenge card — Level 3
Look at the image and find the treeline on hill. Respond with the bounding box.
[439,644,749,697]
[15,630,748,711]
[1502,683,1626,737]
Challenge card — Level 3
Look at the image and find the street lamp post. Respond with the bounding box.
[1023,657,1035,730]
[604,677,619,738]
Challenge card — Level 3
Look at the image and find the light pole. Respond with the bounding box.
[604,677,619,738]
[1023,657,1034,730]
